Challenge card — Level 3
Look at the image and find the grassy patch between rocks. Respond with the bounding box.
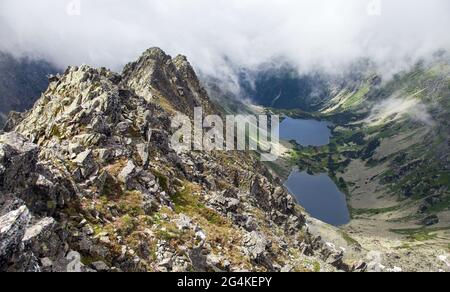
[350,205,401,218]
[171,184,227,226]
[390,226,450,242]
[340,231,361,247]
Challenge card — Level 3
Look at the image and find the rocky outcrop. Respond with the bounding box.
[0,132,75,216]
[121,48,214,116]
[0,132,38,192]
[421,215,439,226]
[0,132,72,271]
[0,206,30,269]
[243,231,271,266]
[0,204,70,272]
[250,175,305,232]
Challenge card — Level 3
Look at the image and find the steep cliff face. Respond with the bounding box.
[121,48,214,116]
[0,48,350,272]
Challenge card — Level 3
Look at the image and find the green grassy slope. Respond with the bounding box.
[290,56,450,223]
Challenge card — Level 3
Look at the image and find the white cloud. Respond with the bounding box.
[1,0,449,78]
[367,96,435,127]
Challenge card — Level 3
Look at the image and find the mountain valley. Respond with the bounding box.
[0,48,449,272]
[259,54,450,271]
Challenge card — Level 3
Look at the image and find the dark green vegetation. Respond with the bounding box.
[339,231,361,247]
[170,184,228,226]
[282,55,450,222]
[0,52,57,126]
[237,59,378,112]
[390,226,450,242]
[238,64,332,110]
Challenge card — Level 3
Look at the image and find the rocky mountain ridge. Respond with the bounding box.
[0,48,354,272]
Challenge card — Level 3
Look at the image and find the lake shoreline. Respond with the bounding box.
[279,117,351,226]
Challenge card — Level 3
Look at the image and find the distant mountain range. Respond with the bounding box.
[0,52,57,126]
[202,58,378,114]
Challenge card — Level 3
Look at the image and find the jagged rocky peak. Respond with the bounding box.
[10,48,214,146]
[13,64,123,146]
[121,47,213,115]
[121,47,175,99]
[172,54,202,89]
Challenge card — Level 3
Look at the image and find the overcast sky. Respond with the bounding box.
[1,0,449,78]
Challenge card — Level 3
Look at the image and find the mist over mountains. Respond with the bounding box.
[0,52,57,125]
[1,0,450,82]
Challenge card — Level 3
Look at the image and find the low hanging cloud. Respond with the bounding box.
[1,0,450,79]
[367,96,435,127]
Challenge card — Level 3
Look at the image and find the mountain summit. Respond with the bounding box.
[121,48,214,116]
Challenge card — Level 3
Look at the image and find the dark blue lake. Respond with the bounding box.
[285,170,350,226]
[280,118,350,226]
[280,117,332,147]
